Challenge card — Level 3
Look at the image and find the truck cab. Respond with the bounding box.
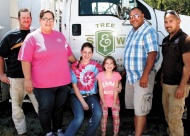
[61,0,168,72]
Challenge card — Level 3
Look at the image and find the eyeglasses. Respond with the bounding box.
[41,17,54,22]
[129,14,142,20]
[165,10,180,19]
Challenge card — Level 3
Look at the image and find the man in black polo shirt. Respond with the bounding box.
[162,10,190,136]
[0,8,38,136]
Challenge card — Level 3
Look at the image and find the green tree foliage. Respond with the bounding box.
[144,0,190,16]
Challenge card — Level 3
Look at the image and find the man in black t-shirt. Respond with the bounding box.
[0,8,38,136]
[161,10,190,136]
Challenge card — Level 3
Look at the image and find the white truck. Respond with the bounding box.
[1,0,190,102]
[61,0,190,72]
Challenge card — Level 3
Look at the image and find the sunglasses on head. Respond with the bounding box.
[165,10,180,19]
[129,14,142,20]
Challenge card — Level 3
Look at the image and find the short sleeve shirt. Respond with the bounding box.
[0,28,32,77]
[18,29,73,88]
[124,22,159,84]
[162,29,190,85]
[96,71,121,107]
[70,60,102,95]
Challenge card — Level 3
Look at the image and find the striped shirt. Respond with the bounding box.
[124,22,159,84]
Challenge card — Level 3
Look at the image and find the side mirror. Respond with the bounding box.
[117,4,130,20]
[122,0,130,9]
[117,4,122,19]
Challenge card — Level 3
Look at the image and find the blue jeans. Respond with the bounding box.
[64,94,102,136]
[34,85,68,134]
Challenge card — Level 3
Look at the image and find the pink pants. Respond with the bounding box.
[101,106,120,133]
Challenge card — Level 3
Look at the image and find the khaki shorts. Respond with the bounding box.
[125,72,155,116]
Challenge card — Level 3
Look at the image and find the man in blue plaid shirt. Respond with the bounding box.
[123,7,159,136]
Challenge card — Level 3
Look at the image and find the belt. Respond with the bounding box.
[82,93,94,98]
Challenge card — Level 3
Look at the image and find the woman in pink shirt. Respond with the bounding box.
[18,9,76,136]
[96,56,122,136]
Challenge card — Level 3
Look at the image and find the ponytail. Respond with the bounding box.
[77,56,82,68]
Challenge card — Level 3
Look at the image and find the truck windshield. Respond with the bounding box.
[79,0,120,16]
[79,0,137,17]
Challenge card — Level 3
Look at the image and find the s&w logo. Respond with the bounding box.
[95,30,115,56]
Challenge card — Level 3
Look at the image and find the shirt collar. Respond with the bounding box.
[132,22,147,33]
[166,29,182,41]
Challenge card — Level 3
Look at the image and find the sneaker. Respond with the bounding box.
[46,132,54,136]
[56,129,64,136]
[18,133,28,136]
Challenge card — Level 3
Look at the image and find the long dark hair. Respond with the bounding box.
[102,56,117,71]
[77,42,94,68]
